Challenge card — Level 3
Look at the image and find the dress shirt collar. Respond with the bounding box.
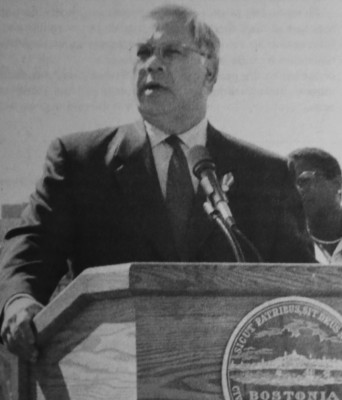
[144,118,208,149]
[314,238,342,264]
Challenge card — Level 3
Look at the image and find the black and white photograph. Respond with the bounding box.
[0,1,342,399]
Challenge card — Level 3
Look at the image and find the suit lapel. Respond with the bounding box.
[186,185,213,260]
[186,125,225,259]
[186,124,243,260]
[109,121,178,260]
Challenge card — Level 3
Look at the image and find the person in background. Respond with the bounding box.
[0,4,314,362]
[288,147,342,264]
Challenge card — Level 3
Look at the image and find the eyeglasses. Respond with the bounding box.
[296,170,324,190]
[131,42,208,63]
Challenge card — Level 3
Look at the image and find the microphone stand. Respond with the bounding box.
[202,173,263,262]
[203,201,245,262]
[188,146,263,262]
[232,225,263,262]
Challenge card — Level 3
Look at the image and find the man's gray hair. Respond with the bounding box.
[147,4,220,82]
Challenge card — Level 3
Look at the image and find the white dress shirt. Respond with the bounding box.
[144,118,208,197]
[314,239,342,264]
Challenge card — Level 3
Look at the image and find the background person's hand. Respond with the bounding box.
[1,297,44,362]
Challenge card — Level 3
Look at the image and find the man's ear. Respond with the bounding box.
[332,175,342,187]
[332,176,342,193]
[330,176,342,202]
[203,57,218,91]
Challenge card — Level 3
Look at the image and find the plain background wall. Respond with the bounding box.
[1,0,342,206]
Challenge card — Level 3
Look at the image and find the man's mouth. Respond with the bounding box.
[141,82,166,93]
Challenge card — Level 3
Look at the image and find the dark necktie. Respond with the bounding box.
[165,135,195,259]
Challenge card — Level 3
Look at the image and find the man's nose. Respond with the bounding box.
[145,54,165,72]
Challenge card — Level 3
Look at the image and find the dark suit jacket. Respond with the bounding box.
[0,121,314,309]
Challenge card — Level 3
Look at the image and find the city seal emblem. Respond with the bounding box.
[222,297,342,400]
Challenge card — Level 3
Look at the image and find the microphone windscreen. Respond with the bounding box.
[188,146,215,178]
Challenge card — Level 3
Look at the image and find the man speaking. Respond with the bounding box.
[0,4,314,361]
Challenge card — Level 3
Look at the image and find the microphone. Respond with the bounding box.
[188,146,235,227]
[189,145,263,262]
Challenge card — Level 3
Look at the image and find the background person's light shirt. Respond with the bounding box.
[314,239,342,264]
[145,118,207,197]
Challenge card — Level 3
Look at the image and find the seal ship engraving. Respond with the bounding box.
[222,297,342,400]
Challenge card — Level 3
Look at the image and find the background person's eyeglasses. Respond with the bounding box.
[131,42,208,63]
[296,170,324,189]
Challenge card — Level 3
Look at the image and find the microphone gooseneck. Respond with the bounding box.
[189,145,244,261]
[189,145,263,262]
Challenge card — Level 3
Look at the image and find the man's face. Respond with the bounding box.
[293,160,341,217]
[132,17,213,123]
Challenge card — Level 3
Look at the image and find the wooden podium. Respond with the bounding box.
[2,262,342,400]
